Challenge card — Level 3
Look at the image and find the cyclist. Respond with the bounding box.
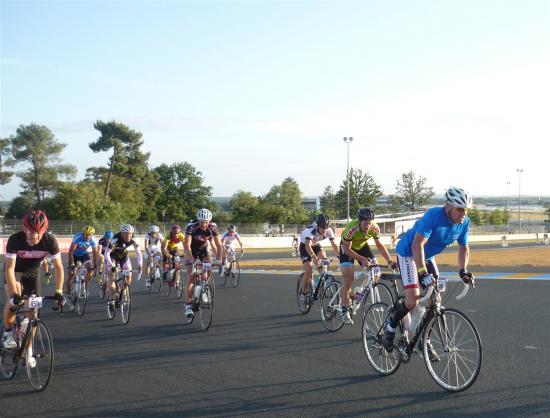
[144,225,164,289]
[183,208,223,318]
[382,187,475,353]
[2,210,64,353]
[291,234,299,256]
[297,214,339,303]
[219,224,244,275]
[104,224,142,307]
[339,208,397,325]
[162,224,185,286]
[66,225,99,297]
[97,230,114,276]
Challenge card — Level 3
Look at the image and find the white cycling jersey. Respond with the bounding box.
[221,231,240,248]
[299,225,335,245]
[144,232,164,258]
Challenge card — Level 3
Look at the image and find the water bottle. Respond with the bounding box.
[194,284,202,299]
[409,304,426,333]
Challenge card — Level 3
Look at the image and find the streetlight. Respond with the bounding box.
[516,169,523,233]
[506,181,511,210]
[343,137,354,221]
[161,209,166,234]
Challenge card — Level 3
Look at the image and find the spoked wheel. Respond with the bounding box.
[120,284,132,325]
[362,302,402,375]
[320,281,344,331]
[75,282,88,316]
[229,260,240,287]
[0,325,18,379]
[153,267,162,294]
[198,284,214,331]
[361,282,394,319]
[68,283,78,313]
[166,273,174,296]
[176,271,185,300]
[25,320,54,391]
[296,273,312,314]
[422,308,482,392]
[98,279,106,300]
[219,265,227,286]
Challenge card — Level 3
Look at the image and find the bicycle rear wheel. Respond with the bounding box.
[26,319,54,391]
[76,281,88,316]
[320,281,344,332]
[423,308,482,392]
[0,324,18,379]
[120,284,132,325]
[198,284,214,331]
[229,260,240,287]
[296,273,312,314]
[362,302,402,375]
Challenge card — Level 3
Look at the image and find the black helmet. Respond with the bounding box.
[357,207,375,221]
[315,214,330,228]
[228,224,237,232]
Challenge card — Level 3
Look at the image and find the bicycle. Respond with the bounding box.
[185,259,214,331]
[165,255,184,299]
[296,258,340,315]
[97,260,110,300]
[145,254,163,294]
[220,250,242,287]
[67,261,92,316]
[0,294,63,391]
[41,256,55,285]
[106,268,136,325]
[320,264,396,332]
[362,278,482,392]
[291,243,298,257]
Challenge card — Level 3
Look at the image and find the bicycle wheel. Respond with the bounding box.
[229,260,240,287]
[176,270,185,300]
[220,265,227,286]
[362,302,402,375]
[98,278,106,300]
[361,282,394,319]
[76,281,88,316]
[0,324,18,379]
[68,283,78,313]
[120,284,132,325]
[166,272,174,296]
[25,319,54,391]
[198,284,214,331]
[320,281,345,332]
[296,273,312,314]
[154,267,162,294]
[423,308,482,392]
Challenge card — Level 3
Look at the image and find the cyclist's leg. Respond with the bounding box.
[144,251,151,277]
[315,246,327,275]
[81,254,94,286]
[3,274,23,332]
[122,257,133,286]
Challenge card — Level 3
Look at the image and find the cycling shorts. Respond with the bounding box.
[70,253,92,268]
[299,243,323,263]
[339,242,374,266]
[397,256,439,290]
[4,271,41,296]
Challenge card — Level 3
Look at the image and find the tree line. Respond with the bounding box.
[1,121,437,224]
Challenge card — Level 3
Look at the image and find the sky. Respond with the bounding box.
[1,0,549,201]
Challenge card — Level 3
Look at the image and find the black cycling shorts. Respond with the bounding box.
[4,271,41,296]
[339,242,374,265]
[299,243,323,263]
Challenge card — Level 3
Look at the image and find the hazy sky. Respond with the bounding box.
[1,0,549,200]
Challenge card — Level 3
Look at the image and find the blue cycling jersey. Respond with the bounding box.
[396,207,469,259]
[71,232,97,257]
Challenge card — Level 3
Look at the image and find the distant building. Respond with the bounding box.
[301,196,321,212]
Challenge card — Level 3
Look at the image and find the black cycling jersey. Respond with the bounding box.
[185,222,219,251]
[5,231,60,279]
[98,237,111,254]
[108,232,139,261]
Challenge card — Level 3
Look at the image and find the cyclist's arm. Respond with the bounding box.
[92,246,99,269]
[330,239,339,258]
[134,243,143,268]
[458,244,469,271]
[104,247,113,268]
[144,238,150,254]
[68,242,77,266]
[183,234,193,262]
[374,238,393,265]
[305,239,317,262]
[4,256,18,297]
[52,254,64,292]
[342,240,369,265]
[236,236,244,252]
[411,232,429,271]
[213,235,223,262]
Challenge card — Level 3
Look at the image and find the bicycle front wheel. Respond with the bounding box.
[229,260,240,287]
[296,273,312,314]
[120,284,132,325]
[76,282,88,316]
[423,308,482,392]
[176,271,185,300]
[154,267,162,294]
[361,282,394,319]
[320,281,344,332]
[26,319,54,391]
[362,302,401,375]
[199,284,214,331]
[98,278,106,300]
[0,324,18,379]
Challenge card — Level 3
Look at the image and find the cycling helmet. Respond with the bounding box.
[22,210,49,234]
[445,187,473,209]
[104,230,114,239]
[120,224,135,233]
[149,225,160,234]
[228,224,237,232]
[171,224,181,232]
[197,208,213,222]
[315,214,330,228]
[357,207,375,221]
[83,225,95,235]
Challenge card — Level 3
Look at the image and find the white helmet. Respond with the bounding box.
[149,225,160,234]
[197,208,213,222]
[120,224,135,233]
[445,187,473,209]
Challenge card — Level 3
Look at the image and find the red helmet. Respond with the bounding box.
[22,210,49,234]
[171,224,181,232]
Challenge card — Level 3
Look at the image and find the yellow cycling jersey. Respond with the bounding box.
[341,219,381,250]
[164,232,185,251]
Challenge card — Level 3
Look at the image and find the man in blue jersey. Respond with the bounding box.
[66,225,99,295]
[382,187,476,353]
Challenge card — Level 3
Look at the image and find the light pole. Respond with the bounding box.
[506,181,510,210]
[161,209,166,234]
[343,137,354,221]
[516,169,523,233]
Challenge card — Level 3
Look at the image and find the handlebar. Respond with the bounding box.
[456,281,473,300]
[10,295,64,313]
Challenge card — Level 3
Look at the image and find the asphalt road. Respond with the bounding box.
[1,261,549,417]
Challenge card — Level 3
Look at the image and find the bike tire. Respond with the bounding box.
[361,282,395,320]
[220,265,227,286]
[296,273,312,314]
[154,267,162,294]
[26,319,54,391]
[176,270,185,300]
[0,324,18,379]
[98,280,106,300]
[362,302,402,375]
[423,308,482,392]
[320,281,345,332]
[68,283,77,313]
[198,284,214,331]
[120,284,132,325]
[106,300,116,320]
[229,260,240,287]
[76,281,88,317]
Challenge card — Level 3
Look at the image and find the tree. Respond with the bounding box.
[320,186,337,219]
[154,162,212,222]
[230,191,260,222]
[334,168,382,218]
[395,171,434,211]
[0,138,14,185]
[260,177,308,224]
[468,208,483,226]
[8,124,76,205]
[6,194,34,219]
